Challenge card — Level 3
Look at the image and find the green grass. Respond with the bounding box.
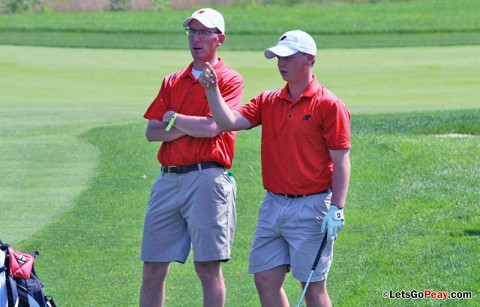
[1,0,480,49]
[1,44,479,306]
[17,111,480,306]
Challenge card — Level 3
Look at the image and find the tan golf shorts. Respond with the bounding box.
[141,167,236,263]
[249,191,334,282]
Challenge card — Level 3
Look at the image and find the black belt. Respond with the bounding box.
[161,162,223,174]
[273,188,330,199]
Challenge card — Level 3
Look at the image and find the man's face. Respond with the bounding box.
[276,52,311,82]
[187,19,224,62]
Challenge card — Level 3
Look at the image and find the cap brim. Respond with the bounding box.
[264,45,298,59]
[183,16,218,32]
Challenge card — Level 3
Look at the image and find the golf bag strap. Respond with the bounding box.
[0,244,5,273]
[1,243,5,272]
[1,242,9,274]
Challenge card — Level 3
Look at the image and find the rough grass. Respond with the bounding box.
[21,109,480,306]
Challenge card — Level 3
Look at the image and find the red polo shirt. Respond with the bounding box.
[239,76,350,194]
[144,58,244,168]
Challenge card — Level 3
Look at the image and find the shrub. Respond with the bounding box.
[0,0,44,13]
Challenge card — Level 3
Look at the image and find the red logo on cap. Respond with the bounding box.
[198,10,206,14]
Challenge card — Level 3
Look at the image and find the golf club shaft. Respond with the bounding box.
[295,231,329,307]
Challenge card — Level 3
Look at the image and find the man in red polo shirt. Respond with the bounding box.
[200,30,350,306]
[139,8,243,307]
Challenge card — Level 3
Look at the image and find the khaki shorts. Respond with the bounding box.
[141,167,236,263]
[249,191,334,282]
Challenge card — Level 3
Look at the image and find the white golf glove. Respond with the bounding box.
[320,204,345,241]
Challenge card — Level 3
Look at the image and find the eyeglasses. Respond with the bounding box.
[185,28,220,38]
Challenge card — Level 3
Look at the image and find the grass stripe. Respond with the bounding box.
[2,30,480,50]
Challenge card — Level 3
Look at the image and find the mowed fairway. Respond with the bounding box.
[1,45,479,305]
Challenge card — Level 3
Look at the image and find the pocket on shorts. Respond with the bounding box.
[226,172,237,198]
[216,171,236,199]
[256,193,275,226]
[206,170,232,202]
[310,196,330,225]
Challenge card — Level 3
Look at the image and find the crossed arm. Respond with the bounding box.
[146,111,222,142]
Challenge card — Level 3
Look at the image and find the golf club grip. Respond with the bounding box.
[311,232,328,270]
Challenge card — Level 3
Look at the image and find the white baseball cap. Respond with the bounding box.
[183,8,225,34]
[264,30,317,59]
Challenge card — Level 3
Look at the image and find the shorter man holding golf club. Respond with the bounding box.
[139,8,243,307]
[199,30,350,306]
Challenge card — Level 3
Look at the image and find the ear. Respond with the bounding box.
[306,54,315,65]
[217,34,226,47]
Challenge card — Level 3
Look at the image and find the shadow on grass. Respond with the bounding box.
[463,229,480,236]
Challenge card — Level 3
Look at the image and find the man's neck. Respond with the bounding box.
[288,74,313,102]
[193,57,219,71]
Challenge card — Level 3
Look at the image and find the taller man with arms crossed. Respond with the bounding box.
[139,8,244,307]
[199,30,350,306]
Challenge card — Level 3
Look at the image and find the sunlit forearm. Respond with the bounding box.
[146,120,186,142]
[329,149,351,208]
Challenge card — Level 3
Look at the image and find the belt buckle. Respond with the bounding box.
[163,166,176,174]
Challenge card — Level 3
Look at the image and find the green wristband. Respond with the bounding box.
[165,113,178,131]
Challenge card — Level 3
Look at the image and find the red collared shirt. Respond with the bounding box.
[144,58,244,168]
[239,76,350,194]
